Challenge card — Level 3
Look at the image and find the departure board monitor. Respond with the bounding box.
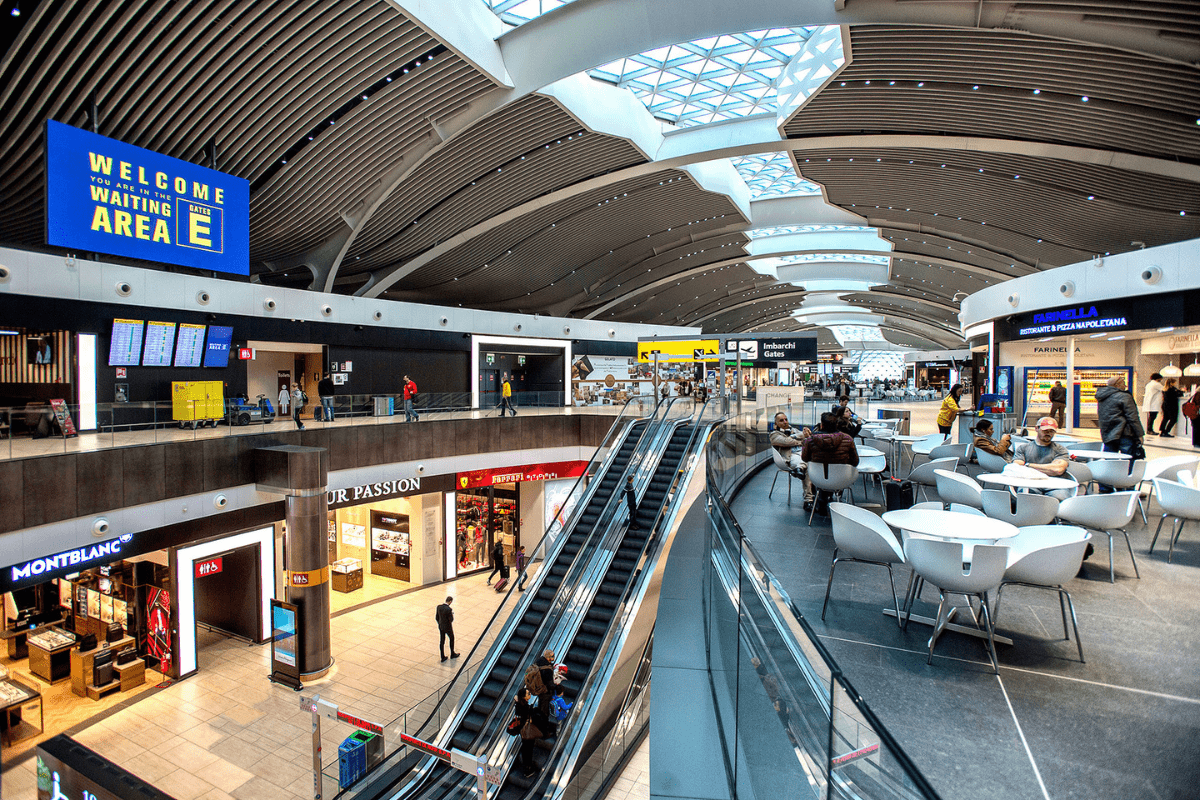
[141,321,176,367]
[203,325,234,367]
[108,319,145,366]
[174,323,206,367]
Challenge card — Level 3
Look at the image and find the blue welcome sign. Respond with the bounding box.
[45,120,249,275]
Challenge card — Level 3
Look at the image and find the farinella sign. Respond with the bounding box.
[1016,305,1128,337]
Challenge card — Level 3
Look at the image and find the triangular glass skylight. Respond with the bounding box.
[731,152,822,198]
[482,0,572,26]
[747,225,875,238]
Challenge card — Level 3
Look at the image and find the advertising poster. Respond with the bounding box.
[45,120,250,275]
[271,602,297,668]
[146,587,172,668]
[544,478,579,542]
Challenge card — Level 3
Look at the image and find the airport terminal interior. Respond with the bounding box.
[0,2,1198,800]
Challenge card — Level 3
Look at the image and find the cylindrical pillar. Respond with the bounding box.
[286,492,332,679]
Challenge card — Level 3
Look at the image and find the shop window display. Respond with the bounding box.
[455,485,519,574]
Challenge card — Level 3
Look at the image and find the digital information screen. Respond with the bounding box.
[203,325,233,367]
[141,321,176,367]
[173,323,206,368]
[108,319,144,366]
[44,120,250,275]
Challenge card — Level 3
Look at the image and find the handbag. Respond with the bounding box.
[1183,399,1199,419]
[506,716,523,736]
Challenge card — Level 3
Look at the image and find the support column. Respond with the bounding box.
[1066,336,1075,433]
[257,445,333,680]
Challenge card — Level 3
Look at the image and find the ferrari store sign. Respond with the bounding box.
[636,338,721,362]
[457,460,588,489]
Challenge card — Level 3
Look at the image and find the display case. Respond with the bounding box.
[331,558,364,593]
[27,628,75,684]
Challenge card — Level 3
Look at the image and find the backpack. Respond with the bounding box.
[551,695,572,723]
[524,663,547,696]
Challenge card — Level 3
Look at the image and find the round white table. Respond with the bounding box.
[882,509,1018,541]
[977,473,1079,492]
[1068,449,1132,460]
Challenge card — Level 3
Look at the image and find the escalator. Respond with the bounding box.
[496,422,698,799]
[447,419,648,752]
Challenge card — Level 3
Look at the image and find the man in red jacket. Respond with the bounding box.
[403,375,420,423]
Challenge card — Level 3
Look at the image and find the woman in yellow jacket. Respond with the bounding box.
[936,384,969,435]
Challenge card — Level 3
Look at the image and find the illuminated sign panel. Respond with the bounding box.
[45,120,249,275]
[1016,305,1127,337]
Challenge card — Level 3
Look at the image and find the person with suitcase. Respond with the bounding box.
[487,540,506,586]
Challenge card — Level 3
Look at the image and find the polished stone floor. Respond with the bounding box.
[730,406,1200,800]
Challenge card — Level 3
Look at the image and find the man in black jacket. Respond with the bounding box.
[1048,381,1067,428]
[318,373,336,421]
[435,596,459,662]
[1095,376,1144,492]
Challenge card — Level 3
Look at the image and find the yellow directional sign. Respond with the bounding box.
[637,339,721,362]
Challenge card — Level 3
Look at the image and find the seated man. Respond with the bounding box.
[770,412,814,505]
[1012,417,1075,499]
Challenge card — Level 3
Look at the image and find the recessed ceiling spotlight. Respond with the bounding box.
[1081,96,1089,102]
[1033,89,1041,95]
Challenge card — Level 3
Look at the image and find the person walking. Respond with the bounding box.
[499,373,517,417]
[317,373,336,422]
[1144,373,1164,435]
[291,382,306,430]
[936,384,968,435]
[515,545,528,591]
[1096,376,1144,492]
[622,475,640,530]
[487,540,505,586]
[435,596,459,662]
[1048,380,1067,428]
[403,374,420,422]
[277,384,290,418]
[1160,377,1184,438]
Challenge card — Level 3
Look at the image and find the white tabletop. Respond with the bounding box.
[892,434,928,443]
[857,446,885,457]
[977,473,1079,491]
[882,509,1019,541]
[1067,449,1132,460]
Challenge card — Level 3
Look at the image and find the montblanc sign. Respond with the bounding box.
[10,535,134,583]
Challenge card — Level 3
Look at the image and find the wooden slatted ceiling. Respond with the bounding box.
[598,263,766,322]
[0,0,499,267]
[343,95,647,278]
[795,148,1200,267]
[784,26,1200,163]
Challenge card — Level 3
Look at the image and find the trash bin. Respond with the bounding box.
[373,397,394,417]
[338,733,368,789]
[876,408,911,435]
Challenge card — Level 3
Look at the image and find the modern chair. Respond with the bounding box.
[1150,477,1200,563]
[1089,459,1148,522]
[907,457,959,502]
[908,434,950,470]
[911,501,982,515]
[976,450,1010,475]
[1141,456,1200,505]
[857,454,888,502]
[806,463,859,525]
[929,442,972,474]
[1064,461,1094,495]
[933,469,984,509]
[1056,491,1140,582]
[769,447,803,504]
[903,538,1010,673]
[824,503,906,626]
[1070,441,1104,451]
[981,489,1059,527]
[994,526,1092,662]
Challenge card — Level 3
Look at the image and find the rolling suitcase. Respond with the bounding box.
[493,578,508,592]
[883,479,915,511]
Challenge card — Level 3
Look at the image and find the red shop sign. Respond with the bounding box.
[195,557,223,578]
[456,460,588,490]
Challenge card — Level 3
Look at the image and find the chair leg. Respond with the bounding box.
[769,472,779,499]
[1058,588,1069,639]
[885,564,901,629]
[1136,496,1147,524]
[927,592,948,664]
[1121,528,1140,578]
[808,490,821,526]
[821,553,840,621]
[1150,514,1168,554]
[979,593,1001,674]
[1107,531,1116,583]
[1063,588,1084,663]
[1168,518,1184,564]
[992,583,1007,628]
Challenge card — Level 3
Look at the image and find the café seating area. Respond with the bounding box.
[747,405,1200,800]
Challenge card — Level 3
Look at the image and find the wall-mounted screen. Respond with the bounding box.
[203,325,233,367]
[107,319,144,366]
[173,323,206,368]
[141,321,176,367]
[25,336,53,365]
[44,120,250,275]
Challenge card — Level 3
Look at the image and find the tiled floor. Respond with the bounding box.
[0,573,520,799]
[730,402,1200,800]
[605,735,650,800]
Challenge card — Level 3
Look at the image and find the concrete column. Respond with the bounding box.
[256,445,333,681]
[1066,336,1076,432]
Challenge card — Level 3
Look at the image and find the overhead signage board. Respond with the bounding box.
[637,339,720,362]
[1001,294,1197,341]
[45,120,250,275]
[457,460,589,489]
[326,473,455,510]
[727,337,818,364]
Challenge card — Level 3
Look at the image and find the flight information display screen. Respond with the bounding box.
[141,321,176,367]
[174,323,206,368]
[203,325,233,367]
[108,319,144,366]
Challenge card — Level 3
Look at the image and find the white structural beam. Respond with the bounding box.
[745,231,891,257]
[388,0,512,86]
[497,0,1196,96]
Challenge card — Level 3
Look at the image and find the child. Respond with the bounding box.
[550,686,572,726]
[515,545,527,590]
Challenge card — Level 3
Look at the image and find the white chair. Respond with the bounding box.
[908,434,949,470]
[981,489,1059,527]
[907,457,959,502]
[929,442,972,473]
[976,450,1010,475]
[995,526,1091,662]
[1070,440,1104,451]
[824,504,906,626]
[857,454,888,502]
[903,538,1010,673]
[933,469,984,509]
[1056,492,1140,582]
[1064,461,1094,495]
[1141,456,1200,503]
[769,447,803,504]
[1150,477,1200,563]
[911,501,982,515]
[1089,459,1148,522]
[806,463,859,525]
